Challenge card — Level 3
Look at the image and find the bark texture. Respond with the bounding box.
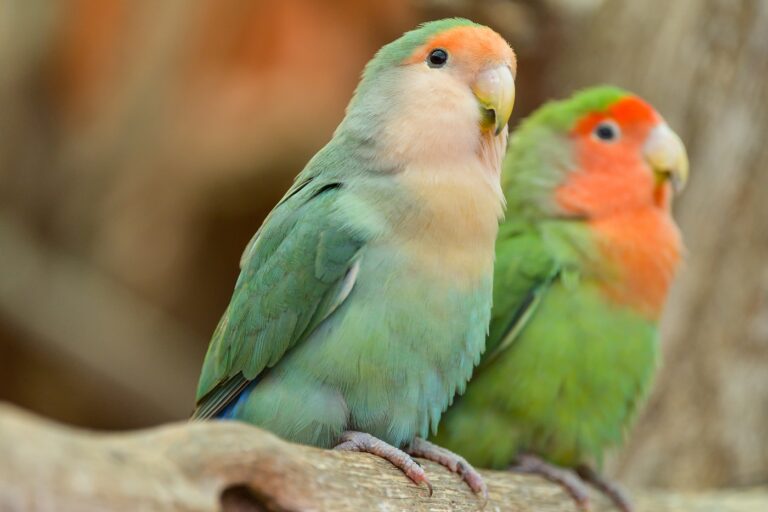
[1,404,767,512]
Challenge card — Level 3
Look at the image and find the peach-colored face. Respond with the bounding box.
[406,26,516,138]
[555,96,669,218]
[372,24,516,173]
[554,96,688,318]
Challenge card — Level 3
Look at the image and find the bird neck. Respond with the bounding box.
[588,206,683,320]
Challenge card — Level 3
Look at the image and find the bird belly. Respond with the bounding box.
[231,250,491,449]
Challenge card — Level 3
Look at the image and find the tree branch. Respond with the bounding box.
[1,404,766,512]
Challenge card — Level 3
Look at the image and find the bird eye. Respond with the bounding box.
[593,120,620,142]
[427,48,448,68]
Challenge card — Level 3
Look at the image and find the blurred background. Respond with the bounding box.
[0,0,766,492]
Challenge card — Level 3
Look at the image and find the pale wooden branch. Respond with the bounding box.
[0,404,766,512]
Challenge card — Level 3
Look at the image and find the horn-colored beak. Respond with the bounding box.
[644,123,689,194]
[472,65,515,136]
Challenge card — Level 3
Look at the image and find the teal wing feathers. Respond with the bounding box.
[192,176,368,419]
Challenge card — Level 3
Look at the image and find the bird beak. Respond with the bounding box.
[643,123,689,194]
[472,65,515,136]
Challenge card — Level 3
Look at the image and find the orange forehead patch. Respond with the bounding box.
[406,26,516,73]
[572,96,660,136]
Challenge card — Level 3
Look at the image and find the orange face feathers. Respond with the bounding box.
[553,94,686,318]
[405,25,517,76]
[571,96,660,138]
[556,96,670,218]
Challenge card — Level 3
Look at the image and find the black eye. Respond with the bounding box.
[594,120,620,142]
[427,48,448,68]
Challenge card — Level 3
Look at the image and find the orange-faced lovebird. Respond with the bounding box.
[192,19,516,496]
[434,87,688,511]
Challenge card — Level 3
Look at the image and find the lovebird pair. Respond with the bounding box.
[193,18,688,512]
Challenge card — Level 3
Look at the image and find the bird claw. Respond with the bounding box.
[510,454,591,510]
[408,437,489,500]
[577,464,633,512]
[334,431,433,497]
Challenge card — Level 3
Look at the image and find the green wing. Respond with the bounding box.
[192,176,368,419]
[480,220,560,367]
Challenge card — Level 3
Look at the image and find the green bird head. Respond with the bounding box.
[503,86,689,220]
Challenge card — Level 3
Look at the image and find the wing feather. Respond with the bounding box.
[192,177,367,419]
[478,221,560,369]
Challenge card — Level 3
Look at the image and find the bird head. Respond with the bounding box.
[342,19,516,167]
[504,86,688,219]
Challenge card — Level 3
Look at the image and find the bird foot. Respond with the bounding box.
[576,464,633,512]
[408,437,488,500]
[334,431,433,496]
[509,454,591,510]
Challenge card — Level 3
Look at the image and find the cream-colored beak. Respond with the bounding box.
[644,123,689,194]
[472,65,515,136]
